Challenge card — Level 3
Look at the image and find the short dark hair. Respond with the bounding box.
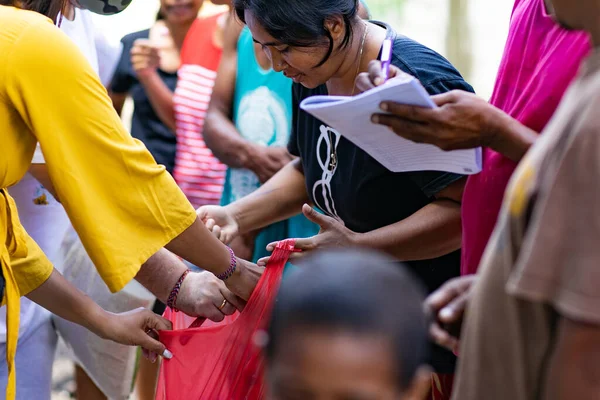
[265,249,429,388]
[0,0,68,22]
[233,0,360,67]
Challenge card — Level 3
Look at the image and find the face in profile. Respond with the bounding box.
[244,11,349,89]
[266,328,431,400]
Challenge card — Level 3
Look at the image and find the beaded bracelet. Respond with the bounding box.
[217,247,237,281]
[167,269,190,312]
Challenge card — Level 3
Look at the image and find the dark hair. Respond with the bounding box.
[0,0,68,22]
[266,249,429,389]
[234,0,360,67]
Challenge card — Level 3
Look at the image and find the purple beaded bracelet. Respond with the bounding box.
[217,247,237,281]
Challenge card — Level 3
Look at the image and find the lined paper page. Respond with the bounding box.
[300,78,482,175]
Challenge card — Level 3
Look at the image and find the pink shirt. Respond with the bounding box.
[173,14,227,208]
[461,0,590,276]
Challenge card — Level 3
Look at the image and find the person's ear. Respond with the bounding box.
[324,15,346,43]
[402,366,433,400]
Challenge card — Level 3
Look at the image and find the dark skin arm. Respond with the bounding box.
[203,14,291,183]
[261,178,465,264]
[543,317,600,400]
[27,164,262,301]
[131,39,176,132]
[356,61,538,163]
[109,91,127,116]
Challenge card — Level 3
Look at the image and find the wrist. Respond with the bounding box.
[224,203,244,234]
[137,68,159,82]
[482,106,510,150]
[239,142,260,171]
[348,230,363,248]
[216,247,237,281]
[167,269,190,311]
[89,307,113,340]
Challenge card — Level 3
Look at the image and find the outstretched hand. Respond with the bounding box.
[257,204,357,266]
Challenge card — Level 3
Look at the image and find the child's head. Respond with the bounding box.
[264,249,432,400]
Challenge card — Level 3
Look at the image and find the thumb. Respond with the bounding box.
[196,206,208,220]
[431,90,460,107]
[302,204,331,228]
[138,312,172,357]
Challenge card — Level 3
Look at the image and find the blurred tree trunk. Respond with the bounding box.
[446,0,472,80]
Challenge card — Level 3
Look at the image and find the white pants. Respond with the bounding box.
[0,307,57,400]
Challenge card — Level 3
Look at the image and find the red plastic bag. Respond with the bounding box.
[156,240,296,400]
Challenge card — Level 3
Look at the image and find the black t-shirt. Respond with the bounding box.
[289,22,475,373]
[111,29,178,174]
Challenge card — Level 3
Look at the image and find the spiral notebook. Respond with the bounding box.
[299,77,482,175]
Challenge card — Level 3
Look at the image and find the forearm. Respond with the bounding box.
[164,219,232,276]
[138,72,176,132]
[354,200,462,261]
[488,111,538,162]
[204,108,257,168]
[135,248,188,303]
[27,269,108,337]
[229,159,309,234]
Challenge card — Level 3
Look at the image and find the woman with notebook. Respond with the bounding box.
[197,0,473,397]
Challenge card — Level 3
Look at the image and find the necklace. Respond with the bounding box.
[329,23,369,171]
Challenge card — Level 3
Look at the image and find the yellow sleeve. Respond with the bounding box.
[5,19,197,293]
[9,231,53,298]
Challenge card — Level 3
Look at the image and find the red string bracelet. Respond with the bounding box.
[167,269,190,312]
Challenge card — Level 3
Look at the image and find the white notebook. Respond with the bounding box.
[299,77,482,175]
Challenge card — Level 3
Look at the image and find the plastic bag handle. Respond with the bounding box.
[186,240,297,329]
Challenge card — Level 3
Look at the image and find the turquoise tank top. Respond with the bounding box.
[221,27,318,264]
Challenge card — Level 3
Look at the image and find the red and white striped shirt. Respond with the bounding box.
[173,14,227,208]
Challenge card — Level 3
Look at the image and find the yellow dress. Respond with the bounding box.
[0,6,197,398]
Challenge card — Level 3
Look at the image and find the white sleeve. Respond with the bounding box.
[95,30,123,87]
[32,143,45,164]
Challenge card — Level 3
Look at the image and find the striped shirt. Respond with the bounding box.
[173,14,226,208]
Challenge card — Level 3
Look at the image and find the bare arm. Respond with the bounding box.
[27,269,170,355]
[354,178,464,260]
[130,39,176,131]
[543,317,600,400]
[137,71,176,132]
[28,164,235,274]
[27,163,261,300]
[487,109,539,162]
[204,17,292,183]
[109,91,127,116]
[203,16,252,168]
[229,159,309,234]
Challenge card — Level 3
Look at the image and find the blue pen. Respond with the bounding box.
[380,39,393,82]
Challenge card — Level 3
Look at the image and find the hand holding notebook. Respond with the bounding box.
[300,70,482,175]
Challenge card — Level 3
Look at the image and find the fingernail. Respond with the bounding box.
[380,102,388,111]
[374,77,383,86]
[371,115,379,124]
[440,308,453,320]
[162,349,173,359]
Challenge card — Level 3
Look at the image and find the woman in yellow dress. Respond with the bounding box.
[0,1,262,398]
